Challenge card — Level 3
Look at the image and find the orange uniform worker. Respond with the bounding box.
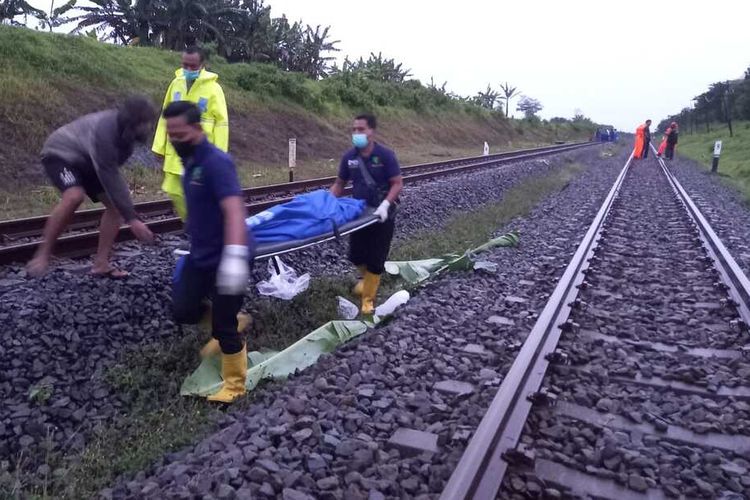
[633,119,652,159]
[657,122,679,160]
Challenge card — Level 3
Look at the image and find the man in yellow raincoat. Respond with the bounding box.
[152,46,229,220]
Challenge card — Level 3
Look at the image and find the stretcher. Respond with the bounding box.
[254,211,379,260]
[173,191,381,280]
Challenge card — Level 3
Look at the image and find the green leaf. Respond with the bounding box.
[385,231,519,282]
[28,383,53,403]
[471,230,520,254]
[182,231,520,398]
[384,258,444,283]
[181,320,370,397]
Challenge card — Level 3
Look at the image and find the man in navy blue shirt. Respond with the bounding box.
[163,101,252,404]
[330,114,404,314]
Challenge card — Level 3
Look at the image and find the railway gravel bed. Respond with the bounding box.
[670,155,750,286]
[0,144,591,255]
[99,148,629,498]
[499,158,750,499]
[0,147,604,490]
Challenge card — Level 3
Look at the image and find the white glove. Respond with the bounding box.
[373,200,390,223]
[217,245,249,295]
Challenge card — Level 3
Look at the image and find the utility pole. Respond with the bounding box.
[724,87,734,138]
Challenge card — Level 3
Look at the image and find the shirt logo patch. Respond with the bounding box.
[59,168,76,187]
[198,97,208,113]
[190,166,203,185]
[371,156,382,167]
[173,91,182,101]
[347,159,360,168]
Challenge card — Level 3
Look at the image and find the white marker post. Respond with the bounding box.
[288,138,297,182]
[483,141,489,156]
[712,140,722,173]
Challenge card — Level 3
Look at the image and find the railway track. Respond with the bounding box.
[443,149,750,498]
[0,141,593,265]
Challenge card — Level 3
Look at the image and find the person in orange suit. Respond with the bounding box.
[633,120,652,159]
[657,122,679,160]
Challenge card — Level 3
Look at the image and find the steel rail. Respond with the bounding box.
[441,146,750,499]
[440,152,634,499]
[0,142,590,242]
[655,148,750,325]
[0,142,595,265]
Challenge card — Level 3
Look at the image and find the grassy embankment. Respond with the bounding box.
[673,121,750,199]
[0,25,591,219]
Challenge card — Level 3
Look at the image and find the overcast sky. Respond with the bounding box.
[27,0,750,129]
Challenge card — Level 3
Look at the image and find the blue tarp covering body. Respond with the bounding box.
[246,190,366,243]
[173,190,369,285]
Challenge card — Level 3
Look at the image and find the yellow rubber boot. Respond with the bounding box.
[361,271,381,315]
[207,346,248,403]
[200,313,251,359]
[352,265,367,297]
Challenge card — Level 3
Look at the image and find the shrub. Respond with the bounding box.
[235,64,323,110]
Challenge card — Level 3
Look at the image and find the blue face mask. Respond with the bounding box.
[352,133,368,149]
[183,69,200,81]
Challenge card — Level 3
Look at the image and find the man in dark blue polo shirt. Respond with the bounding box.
[163,101,252,404]
[330,113,404,315]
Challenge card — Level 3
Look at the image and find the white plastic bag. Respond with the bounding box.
[337,296,359,320]
[256,257,310,300]
[375,290,410,317]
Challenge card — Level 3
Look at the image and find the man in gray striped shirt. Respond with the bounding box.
[27,96,156,277]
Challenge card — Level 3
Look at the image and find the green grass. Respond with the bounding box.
[599,142,623,159]
[249,277,353,351]
[0,25,501,155]
[0,142,581,220]
[13,275,350,499]
[675,121,750,199]
[0,25,592,224]
[392,159,585,261]
[65,331,213,498]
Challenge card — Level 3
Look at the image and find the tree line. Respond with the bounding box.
[471,82,544,119]
[2,0,420,82]
[1,0,593,123]
[2,0,341,78]
[659,66,750,137]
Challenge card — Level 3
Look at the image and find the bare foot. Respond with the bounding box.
[26,256,50,277]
